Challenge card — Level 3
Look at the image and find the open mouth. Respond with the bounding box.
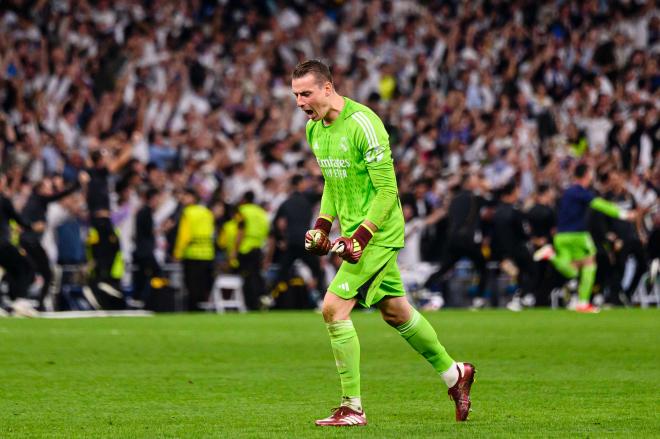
[303,109,315,117]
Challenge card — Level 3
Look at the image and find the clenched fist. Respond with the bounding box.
[331,236,363,264]
[305,229,332,255]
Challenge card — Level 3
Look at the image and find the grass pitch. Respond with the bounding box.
[0,309,658,438]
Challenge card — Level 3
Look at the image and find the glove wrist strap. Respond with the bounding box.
[352,224,373,248]
[314,217,332,235]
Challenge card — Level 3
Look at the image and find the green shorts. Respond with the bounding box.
[328,245,405,308]
[553,231,596,261]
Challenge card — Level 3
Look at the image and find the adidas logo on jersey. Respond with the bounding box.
[339,282,350,292]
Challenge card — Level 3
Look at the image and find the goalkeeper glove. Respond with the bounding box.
[331,224,374,264]
[304,217,332,256]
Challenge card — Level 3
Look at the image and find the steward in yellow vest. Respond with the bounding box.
[173,188,215,311]
[233,191,270,310]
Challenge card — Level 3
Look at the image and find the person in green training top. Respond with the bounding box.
[291,59,476,427]
[534,163,636,313]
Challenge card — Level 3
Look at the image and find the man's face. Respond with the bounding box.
[467,174,480,190]
[414,183,427,199]
[182,193,195,206]
[39,179,54,196]
[149,193,162,209]
[149,168,165,186]
[611,172,625,192]
[296,178,309,192]
[542,188,555,204]
[291,73,331,122]
[584,170,593,186]
[94,149,108,168]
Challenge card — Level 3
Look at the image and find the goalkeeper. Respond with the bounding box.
[292,60,475,427]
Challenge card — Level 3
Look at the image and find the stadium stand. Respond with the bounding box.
[0,1,657,313]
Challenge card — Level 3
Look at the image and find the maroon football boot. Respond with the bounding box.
[448,362,476,421]
[315,406,367,427]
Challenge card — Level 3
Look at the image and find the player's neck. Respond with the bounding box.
[322,95,345,126]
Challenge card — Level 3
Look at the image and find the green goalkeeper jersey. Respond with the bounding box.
[306,97,404,248]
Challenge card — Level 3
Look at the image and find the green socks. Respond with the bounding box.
[326,320,361,400]
[579,263,596,303]
[326,311,457,405]
[396,308,454,374]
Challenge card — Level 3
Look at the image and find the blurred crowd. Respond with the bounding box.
[0,0,658,314]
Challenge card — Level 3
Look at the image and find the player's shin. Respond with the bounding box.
[326,320,362,410]
[578,263,596,304]
[395,308,455,383]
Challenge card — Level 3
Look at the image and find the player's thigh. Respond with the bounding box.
[321,291,357,322]
[371,258,406,305]
[553,233,578,262]
[570,233,597,262]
